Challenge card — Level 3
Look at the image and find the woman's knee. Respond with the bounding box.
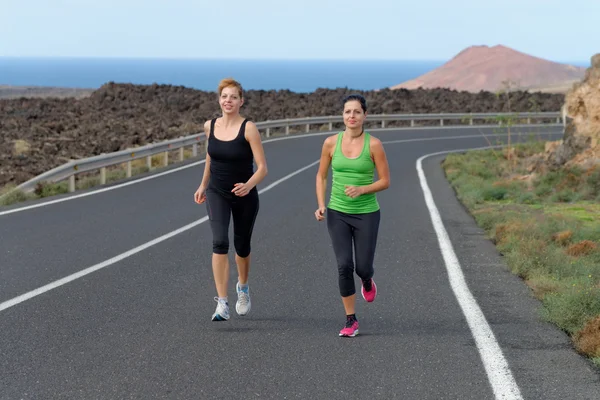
[212,237,229,254]
[354,248,375,280]
[233,238,251,258]
[337,258,354,276]
[355,263,374,281]
[339,276,356,297]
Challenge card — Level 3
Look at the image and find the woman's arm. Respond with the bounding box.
[194,120,212,204]
[232,121,268,196]
[199,120,212,188]
[315,136,334,220]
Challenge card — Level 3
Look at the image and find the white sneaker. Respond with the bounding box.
[236,283,251,316]
[211,297,230,321]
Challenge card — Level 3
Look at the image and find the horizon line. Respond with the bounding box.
[0,55,590,64]
[0,55,446,62]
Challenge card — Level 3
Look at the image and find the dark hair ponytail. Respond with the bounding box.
[342,94,367,112]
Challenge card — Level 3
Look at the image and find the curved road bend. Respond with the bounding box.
[1,125,599,399]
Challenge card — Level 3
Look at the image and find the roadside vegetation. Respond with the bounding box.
[442,139,600,368]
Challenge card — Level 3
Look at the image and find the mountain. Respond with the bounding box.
[391,45,586,93]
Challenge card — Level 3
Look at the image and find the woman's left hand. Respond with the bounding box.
[232,182,252,197]
[344,185,364,198]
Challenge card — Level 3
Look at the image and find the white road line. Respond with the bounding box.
[0,131,556,395]
[0,159,320,313]
[0,131,563,311]
[0,124,561,216]
[416,146,523,400]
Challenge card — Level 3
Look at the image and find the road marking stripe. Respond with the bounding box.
[417,146,523,399]
[0,131,563,311]
[0,160,320,313]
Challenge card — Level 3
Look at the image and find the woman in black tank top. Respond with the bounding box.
[206,117,256,196]
[193,78,268,321]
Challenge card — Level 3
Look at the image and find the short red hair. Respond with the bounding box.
[218,78,243,98]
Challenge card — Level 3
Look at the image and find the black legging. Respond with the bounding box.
[205,187,259,258]
[326,208,380,297]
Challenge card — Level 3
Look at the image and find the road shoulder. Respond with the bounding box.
[422,153,600,400]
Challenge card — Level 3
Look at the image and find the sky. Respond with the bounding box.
[0,0,597,63]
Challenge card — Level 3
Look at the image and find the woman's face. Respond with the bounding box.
[219,86,243,115]
[343,100,366,130]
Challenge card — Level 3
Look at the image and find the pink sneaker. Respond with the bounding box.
[339,318,359,337]
[361,279,377,302]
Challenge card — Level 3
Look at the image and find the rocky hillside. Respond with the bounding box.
[0,85,95,100]
[544,53,600,170]
[1,83,565,188]
[392,45,586,93]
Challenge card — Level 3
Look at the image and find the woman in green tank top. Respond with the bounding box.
[314,94,390,338]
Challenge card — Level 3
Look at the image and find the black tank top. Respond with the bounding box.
[207,118,255,194]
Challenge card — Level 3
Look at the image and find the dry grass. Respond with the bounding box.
[552,230,573,246]
[13,139,31,155]
[567,241,598,257]
[526,276,562,300]
[494,221,527,245]
[443,140,600,364]
[574,316,600,358]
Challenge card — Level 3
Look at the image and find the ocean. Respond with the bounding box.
[0,57,444,93]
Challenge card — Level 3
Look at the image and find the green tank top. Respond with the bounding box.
[328,132,380,214]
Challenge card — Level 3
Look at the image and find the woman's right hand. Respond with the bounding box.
[194,185,206,204]
[315,206,326,221]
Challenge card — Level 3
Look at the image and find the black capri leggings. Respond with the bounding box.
[205,187,259,258]
[326,208,381,297]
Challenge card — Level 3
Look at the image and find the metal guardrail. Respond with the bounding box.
[256,111,562,134]
[3,111,562,196]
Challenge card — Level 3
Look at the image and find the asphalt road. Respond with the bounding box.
[1,125,599,400]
